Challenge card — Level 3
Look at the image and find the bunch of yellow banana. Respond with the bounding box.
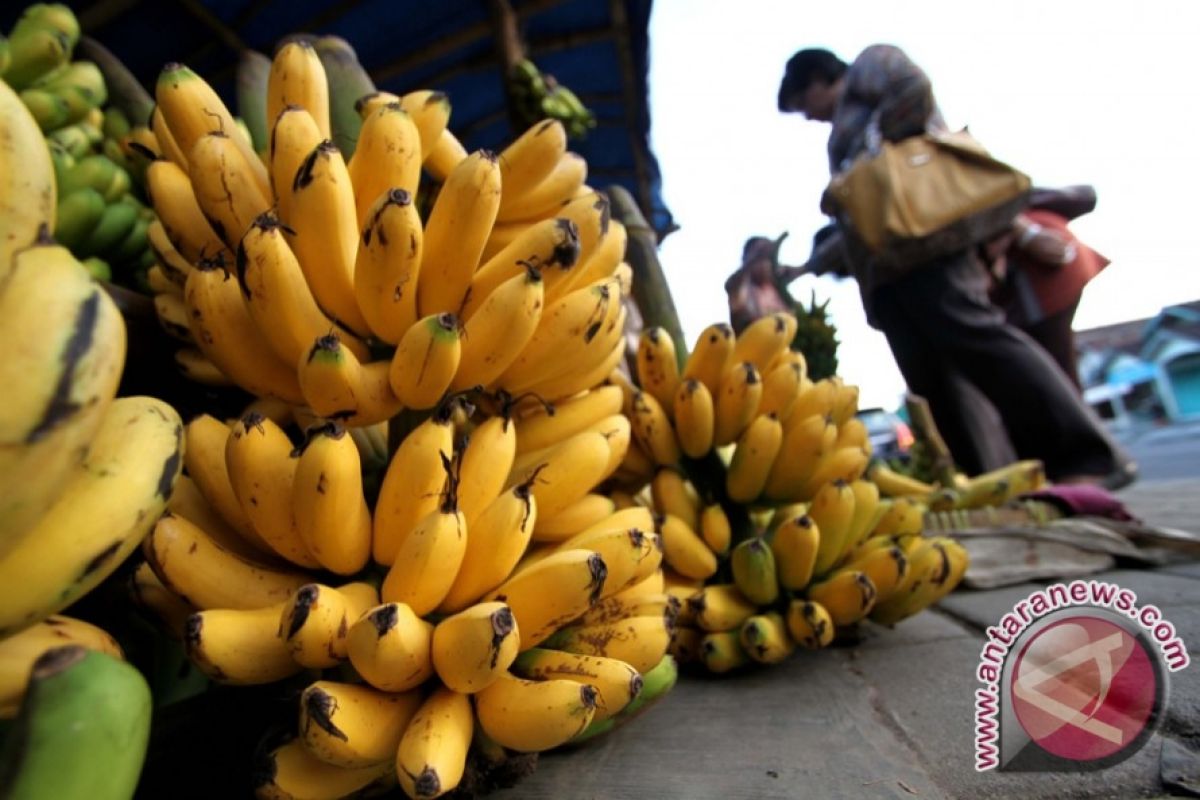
[655,477,968,673]
[624,313,871,505]
[139,49,631,423]
[869,457,1048,515]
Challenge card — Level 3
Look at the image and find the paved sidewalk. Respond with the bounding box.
[492,481,1200,799]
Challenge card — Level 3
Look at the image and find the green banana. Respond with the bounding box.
[13,4,81,53]
[235,49,271,155]
[81,256,111,282]
[59,154,118,197]
[47,123,91,158]
[17,87,70,131]
[2,25,70,90]
[78,200,138,258]
[314,35,375,158]
[0,34,11,76]
[52,187,106,250]
[729,537,780,606]
[102,107,131,141]
[571,654,678,743]
[0,646,151,800]
[107,215,150,267]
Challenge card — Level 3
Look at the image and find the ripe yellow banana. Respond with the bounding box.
[770,512,820,590]
[182,414,271,552]
[287,139,369,335]
[225,412,319,567]
[762,412,838,501]
[807,569,878,627]
[523,307,628,403]
[682,322,735,397]
[870,496,927,538]
[759,358,804,419]
[699,630,750,674]
[740,611,795,665]
[843,544,909,602]
[550,192,611,287]
[290,422,372,575]
[575,590,678,629]
[278,582,378,668]
[474,672,597,752]
[352,187,422,343]
[672,378,715,459]
[381,475,467,616]
[828,379,860,426]
[726,412,784,503]
[188,130,271,251]
[398,90,451,163]
[143,512,309,610]
[865,461,937,498]
[564,216,627,295]
[146,218,194,287]
[418,149,502,317]
[785,599,835,649]
[347,103,420,228]
[454,414,518,529]
[545,525,661,600]
[451,266,544,392]
[184,258,305,403]
[346,603,434,692]
[497,118,567,200]
[152,292,192,342]
[395,686,473,799]
[650,468,700,532]
[236,209,366,366]
[788,378,839,425]
[299,680,422,769]
[496,151,587,223]
[534,493,616,542]
[0,396,182,637]
[699,503,732,556]
[629,390,680,466]
[156,63,270,199]
[507,428,612,520]
[128,559,195,638]
[389,313,462,410]
[484,548,607,650]
[431,601,520,693]
[373,408,455,565]
[462,217,581,321]
[636,327,682,416]
[0,241,125,555]
[844,478,883,553]
[0,80,55,277]
[297,334,402,426]
[184,601,300,685]
[512,384,623,455]
[835,417,869,451]
[268,104,322,222]
[732,312,797,374]
[513,648,640,723]
[809,479,857,577]
[145,161,228,266]
[494,275,621,394]
[713,361,763,448]
[150,105,188,170]
[267,41,330,142]
[659,513,717,581]
[439,480,536,613]
[424,127,468,181]
[254,734,393,800]
[798,446,871,500]
[689,583,757,633]
[545,612,673,676]
[0,615,123,719]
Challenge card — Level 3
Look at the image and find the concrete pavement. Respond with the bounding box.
[490,478,1200,799]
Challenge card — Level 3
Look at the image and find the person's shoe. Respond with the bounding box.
[1057,460,1139,492]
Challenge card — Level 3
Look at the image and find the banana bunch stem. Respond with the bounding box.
[607,184,686,370]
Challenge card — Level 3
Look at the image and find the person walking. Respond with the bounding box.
[776,45,1135,488]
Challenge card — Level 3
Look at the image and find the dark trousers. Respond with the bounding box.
[1019,301,1082,393]
[870,250,1124,480]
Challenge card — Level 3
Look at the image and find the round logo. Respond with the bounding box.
[1010,615,1159,763]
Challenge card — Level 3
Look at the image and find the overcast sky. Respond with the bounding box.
[647,0,1200,409]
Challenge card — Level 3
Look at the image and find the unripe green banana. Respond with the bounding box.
[81,256,111,282]
[2,25,70,90]
[78,199,138,258]
[59,154,118,196]
[18,87,70,131]
[102,107,131,140]
[0,646,151,800]
[729,537,780,606]
[52,187,106,250]
[14,4,81,53]
[47,122,91,158]
[571,653,678,744]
